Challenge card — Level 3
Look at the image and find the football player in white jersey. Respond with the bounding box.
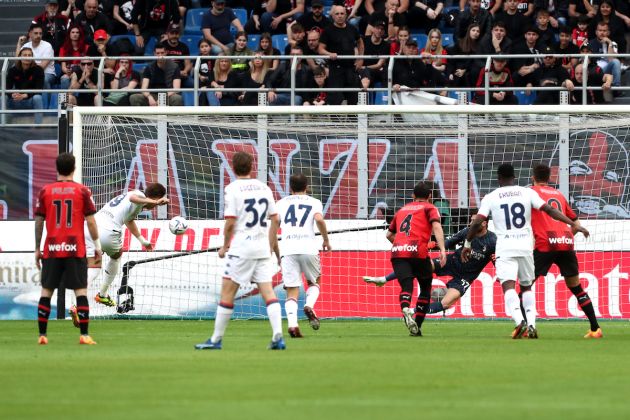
[276,173,331,338]
[85,183,169,307]
[462,164,589,338]
[195,151,285,350]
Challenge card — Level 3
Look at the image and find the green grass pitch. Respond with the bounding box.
[1,320,629,420]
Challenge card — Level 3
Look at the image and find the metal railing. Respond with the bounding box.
[1,52,628,125]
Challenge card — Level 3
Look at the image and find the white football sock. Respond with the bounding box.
[100,258,120,295]
[522,290,536,328]
[504,288,524,326]
[266,301,283,339]
[305,284,320,309]
[211,305,234,343]
[285,298,298,328]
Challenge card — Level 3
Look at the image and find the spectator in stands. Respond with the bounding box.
[178,0,190,19]
[261,0,305,35]
[344,0,365,28]
[477,21,512,68]
[161,22,193,87]
[421,28,447,75]
[494,0,529,43]
[6,48,45,124]
[68,59,99,106]
[459,0,503,15]
[75,0,111,41]
[510,26,544,91]
[58,0,80,18]
[59,24,90,90]
[266,46,310,105]
[204,55,240,106]
[86,29,119,74]
[32,0,69,54]
[556,25,579,72]
[572,15,590,47]
[198,38,214,87]
[294,0,331,32]
[113,0,136,34]
[237,53,272,105]
[534,0,566,27]
[570,61,614,104]
[588,22,623,93]
[392,39,447,93]
[577,42,603,76]
[287,23,307,54]
[446,23,481,88]
[535,8,557,48]
[515,0,535,17]
[359,19,390,89]
[303,29,327,71]
[244,1,265,34]
[365,0,404,38]
[407,0,444,34]
[132,0,181,53]
[390,25,410,55]
[130,44,183,105]
[202,0,244,55]
[258,33,281,71]
[568,0,597,28]
[592,0,627,55]
[473,55,518,105]
[303,66,330,106]
[319,5,363,105]
[228,31,254,74]
[454,0,492,43]
[104,57,141,105]
[16,24,56,95]
[533,46,574,104]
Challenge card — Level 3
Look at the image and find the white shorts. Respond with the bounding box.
[495,255,535,287]
[223,255,273,287]
[281,254,321,288]
[85,226,122,258]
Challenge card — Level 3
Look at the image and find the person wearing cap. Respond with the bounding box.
[510,25,544,91]
[32,0,69,54]
[392,39,447,93]
[261,0,305,35]
[131,0,181,52]
[366,0,404,39]
[473,55,518,105]
[201,0,244,55]
[160,22,193,86]
[293,0,331,33]
[359,19,390,90]
[74,0,110,42]
[533,46,574,104]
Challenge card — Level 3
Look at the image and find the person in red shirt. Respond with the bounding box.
[34,153,102,345]
[386,181,446,336]
[530,163,602,338]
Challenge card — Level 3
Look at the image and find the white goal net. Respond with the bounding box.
[73,105,630,320]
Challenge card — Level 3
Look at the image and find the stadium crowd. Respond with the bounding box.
[5,0,630,115]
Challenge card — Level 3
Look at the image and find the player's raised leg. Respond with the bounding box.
[363,271,396,286]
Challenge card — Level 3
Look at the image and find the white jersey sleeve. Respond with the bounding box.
[224,179,276,259]
[527,188,546,210]
[96,190,146,231]
[277,194,324,256]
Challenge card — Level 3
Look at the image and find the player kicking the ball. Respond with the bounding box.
[276,173,331,338]
[84,183,168,311]
[462,164,589,339]
[195,151,285,350]
[387,181,446,336]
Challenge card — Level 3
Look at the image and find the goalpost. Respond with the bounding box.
[72,104,630,320]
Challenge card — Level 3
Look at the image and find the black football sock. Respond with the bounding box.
[414,280,432,329]
[38,297,51,336]
[428,301,444,314]
[398,277,414,310]
[569,285,600,331]
[76,296,90,335]
[385,272,397,282]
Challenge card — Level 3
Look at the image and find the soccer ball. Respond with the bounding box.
[169,216,188,235]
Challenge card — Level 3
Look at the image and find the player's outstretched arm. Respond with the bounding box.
[540,204,590,238]
[445,227,468,249]
[219,218,236,259]
[34,216,45,270]
[315,214,331,251]
[125,219,152,250]
[462,215,485,262]
[86,214,103,264]
[432,221,447,267]
[268,214,281,265]
[129,193,169,207]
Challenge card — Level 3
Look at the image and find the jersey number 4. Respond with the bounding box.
[244,198,269,228]
[500,203,525,230]
[52,199,73,228]
[284,204,312,227]
[400,214,413,236]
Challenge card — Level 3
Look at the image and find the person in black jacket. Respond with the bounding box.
[74,0,111,42]
[392,39,446,93]
[131,0,180,53]
[454,0,492,43]
[266,46,311,105]
[6,47,45,124]
[533,45,574,104]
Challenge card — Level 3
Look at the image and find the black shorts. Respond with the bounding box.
[41,257,88,290]
[534,250,579,278]
[392,257,433,283]
[432,258,472,295]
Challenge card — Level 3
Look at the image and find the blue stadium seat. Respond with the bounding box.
[233,8,248,28]
[184,8,206,35]
[323,5,331,17]
[133,62,146,73]
[442,33,454,47]
[181,34,203,55]
[272,34,288,52]
[411,33,428,49]
[373,91,389,105]
[514,90,537,105]
[439,6,459,32]
[247,34,261,51]
[321,0,334,5]
[144,36,158,56]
